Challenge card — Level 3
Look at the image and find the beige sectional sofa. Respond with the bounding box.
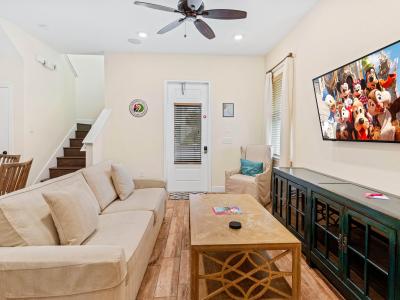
[0,161,167,300]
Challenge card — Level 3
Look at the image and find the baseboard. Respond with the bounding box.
[211,186,225,193]
[33,124,77,183]
[76,118,95,125]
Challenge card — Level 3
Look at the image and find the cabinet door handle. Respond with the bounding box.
[338,233,342,251]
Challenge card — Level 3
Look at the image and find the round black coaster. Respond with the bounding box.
[229,221,242,230]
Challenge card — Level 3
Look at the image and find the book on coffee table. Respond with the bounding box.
[212,206,241,215]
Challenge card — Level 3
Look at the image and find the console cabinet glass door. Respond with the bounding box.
[311,193,343,275]
[273,175,287,225]
[343,210,396,300]
[287,181,307,243]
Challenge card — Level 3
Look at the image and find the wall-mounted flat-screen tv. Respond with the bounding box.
[313,41,400,143]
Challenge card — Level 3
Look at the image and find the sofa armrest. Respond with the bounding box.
[225,168,241,179]
[0,246,126,299]
[134,178,166,189]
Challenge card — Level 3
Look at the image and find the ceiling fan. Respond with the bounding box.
[134,0,247,40]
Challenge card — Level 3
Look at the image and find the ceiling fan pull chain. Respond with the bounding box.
[184,22,187,38]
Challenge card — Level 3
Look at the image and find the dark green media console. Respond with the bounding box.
[272,167,400,300]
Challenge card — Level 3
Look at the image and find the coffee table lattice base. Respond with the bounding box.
[199,250,293,300]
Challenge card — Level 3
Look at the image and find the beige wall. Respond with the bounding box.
[265,0,400,196]
[68,54,104,123]
[0,19,76,183]
[104,53,265,189]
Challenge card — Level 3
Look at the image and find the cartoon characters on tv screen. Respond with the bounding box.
[315,45,400,142]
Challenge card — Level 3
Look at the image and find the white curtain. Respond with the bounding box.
[264,72,273,146]
[279,57,294,168]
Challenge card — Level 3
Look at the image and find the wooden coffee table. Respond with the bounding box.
[190,194,301,300]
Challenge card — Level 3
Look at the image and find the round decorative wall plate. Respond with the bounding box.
[129,99,148,118]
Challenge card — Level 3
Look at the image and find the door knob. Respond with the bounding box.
[204,146,208,154]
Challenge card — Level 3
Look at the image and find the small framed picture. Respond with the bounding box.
[223,103,234,117]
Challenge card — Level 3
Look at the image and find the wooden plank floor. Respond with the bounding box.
[137,200,343,300]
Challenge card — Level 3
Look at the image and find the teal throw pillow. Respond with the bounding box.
[240,159,263,177]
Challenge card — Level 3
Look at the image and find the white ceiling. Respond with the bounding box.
[0,0,319,55]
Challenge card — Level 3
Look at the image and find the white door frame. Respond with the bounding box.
[0,84,13,153]
[164,80,212,192]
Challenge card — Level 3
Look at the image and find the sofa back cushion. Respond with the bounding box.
[43,184,99,245]
[111,163,134,200]
[82,161,118,210]
[0,172,99,246]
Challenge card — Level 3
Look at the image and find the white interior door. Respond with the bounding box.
[166,82,210,192]
[0,87,10,154]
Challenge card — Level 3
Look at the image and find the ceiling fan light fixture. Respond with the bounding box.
[234,34,243,41]
[138,32,148,38]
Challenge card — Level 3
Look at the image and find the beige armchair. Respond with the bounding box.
[225,145,272,206]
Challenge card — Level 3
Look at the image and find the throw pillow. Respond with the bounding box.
[42,186,98,245]
[111,164,134,200]
[240,159,263,177]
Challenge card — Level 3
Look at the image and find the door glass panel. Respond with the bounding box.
[299,192,306,212]
[327,206,340,237]
[273,177,279,214]
[279,180,286,219]
[298,213,305,237]
[315,200,326,227]
[288,206,296,228]
[349,216,366,254]
[368,226,389,272]
[327,234,339,267]
[289,185,297,208]
[174,104,202,164]
[348,248,365,291]
[367,262,388,300]
[315,225,326,254]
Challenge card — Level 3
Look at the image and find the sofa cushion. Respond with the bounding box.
[84,211,158,299]
[43,185,99,245]
[0,172,96,246]
[0,245,126,299]
[82,161,118,210]
[111,163,134,200]
[84,211,153,263]
[102,188,167,225]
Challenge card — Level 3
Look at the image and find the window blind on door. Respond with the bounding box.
[174,103,202,164]
[271,73,283,157]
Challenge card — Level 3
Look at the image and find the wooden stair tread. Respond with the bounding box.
[57,156,85,159]
[49,166,81,170]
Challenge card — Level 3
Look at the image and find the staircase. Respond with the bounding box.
[49,123,91,179]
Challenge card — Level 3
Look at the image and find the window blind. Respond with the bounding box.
[174,103,202,164]
[271,73,283,157]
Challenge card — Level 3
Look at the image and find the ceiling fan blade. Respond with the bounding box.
[187,0,203,11]
[134,1,179,13]
[202,9,247,20]
[157,18,185,34]
[194,19,215,40]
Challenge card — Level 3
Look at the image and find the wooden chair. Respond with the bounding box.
[0,154,21,165]
[0,159,33,195]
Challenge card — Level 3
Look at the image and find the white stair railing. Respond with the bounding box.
[81,108,111,167]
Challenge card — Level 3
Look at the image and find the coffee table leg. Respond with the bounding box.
[291,245,301,299]
[191,248,199,300]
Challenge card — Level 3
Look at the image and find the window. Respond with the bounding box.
[174,103,202,164]
[271,72,283,157]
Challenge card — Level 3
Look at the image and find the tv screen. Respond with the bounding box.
[313,41,400,143]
